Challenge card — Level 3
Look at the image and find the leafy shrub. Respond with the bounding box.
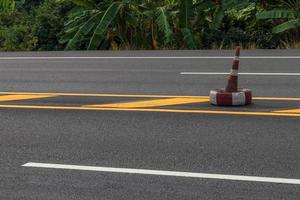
[0,24,37,51]
[31,0,72,50]
[0,11,37,51]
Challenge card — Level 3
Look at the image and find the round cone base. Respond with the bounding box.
[209,89,252,106]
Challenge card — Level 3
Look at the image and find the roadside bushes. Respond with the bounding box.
[0,12,37,51]
[0,0,71,51]
[31,0,72,50]
[0,0,298,50]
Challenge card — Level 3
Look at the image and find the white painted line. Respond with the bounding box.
[22,162,300,185]
[181,72,300,76]
[1,56,300,60]
[1,56,231,60]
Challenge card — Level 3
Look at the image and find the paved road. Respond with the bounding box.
[0,50,300,200]
[1,50,300,97]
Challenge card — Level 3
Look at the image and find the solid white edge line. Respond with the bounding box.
[1,56,300,59]
[22,162,300,185]
[180,72,300,76]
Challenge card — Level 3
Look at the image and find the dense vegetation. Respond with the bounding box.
[0,0,300,51]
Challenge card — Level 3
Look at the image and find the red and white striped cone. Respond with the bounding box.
[209,47,252,106]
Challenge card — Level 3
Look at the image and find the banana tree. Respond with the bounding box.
[61,0,125,50]
[0,0,16,14]
[178,0,197,49]
[207,0,253,30]
[256,0,300,33]
[62,0,176,50]
[139,0,174,49]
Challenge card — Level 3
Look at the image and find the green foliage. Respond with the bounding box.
[256,9,295,19]
[0,0,16,14]
[62,1,125,50]
[0,0,300,50]
[179,0,193,28]
[155,7,173,44]
[31,0,71,50]
[0,24,37,51]
[272,19,300,33]
[256,0,300,34]
[0,12,37,51]
[181,28,196,49]
[64,12,102,49]
[71,0,97,8]
[88,2,123,49]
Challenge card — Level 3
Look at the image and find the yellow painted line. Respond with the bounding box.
[0,92,208,99]
[0,94,56,102]
[274,109,300,114]
[87,98,209,108]
[0,104,299,117]
[0,92,299,101]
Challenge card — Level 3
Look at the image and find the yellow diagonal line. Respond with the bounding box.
[0,94,56,102]
[0,92,300,101]
[86,98,209,108]
[274,109,300,114]
[0,104,300,117]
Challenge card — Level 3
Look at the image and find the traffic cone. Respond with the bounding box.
[225,47,240,92]
[209,47,252,106]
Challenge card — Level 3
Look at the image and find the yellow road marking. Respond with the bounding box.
[274,109,300,114]
[0,92,299,117]
[0,104,299,117]
[0,92,208,99]
[0,94,55,102]
[0,92,299,101]
[87,98,209,108]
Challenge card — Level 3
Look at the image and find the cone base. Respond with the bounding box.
[209,89,252,106]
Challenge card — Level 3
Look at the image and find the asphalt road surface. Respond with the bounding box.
[0,50,300,200]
